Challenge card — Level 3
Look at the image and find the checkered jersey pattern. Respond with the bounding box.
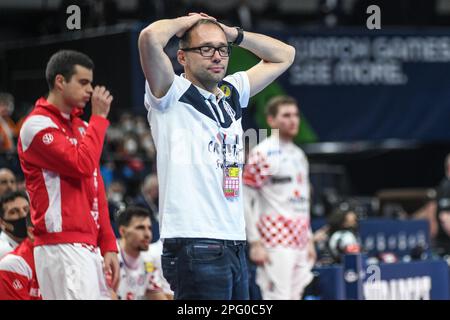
[243,150,271,189]
[257,214,310,249]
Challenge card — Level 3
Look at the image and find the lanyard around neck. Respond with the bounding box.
[205,97,236,130]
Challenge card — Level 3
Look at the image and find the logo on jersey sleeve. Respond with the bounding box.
[42,133,54,145]
[78,127,86,136]
[12,279,23,290]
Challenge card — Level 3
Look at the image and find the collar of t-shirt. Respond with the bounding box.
[0,231,19,248]
[36,97,83,121]
[60,112,70,120]
[180,73,225,103]
[268,134,295,149]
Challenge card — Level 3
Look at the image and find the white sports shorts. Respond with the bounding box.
[256,247,314,300]
[34,243,111,300]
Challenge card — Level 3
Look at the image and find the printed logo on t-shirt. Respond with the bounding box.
[207,132,243,168]
[220,84,231,97]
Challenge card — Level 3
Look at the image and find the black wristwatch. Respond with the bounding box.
[233,27,244,46]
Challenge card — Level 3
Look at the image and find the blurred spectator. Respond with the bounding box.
[0,205,41,300]
[0,168,17,197]
[104,113,156,199]
[100,160,116,189]
[327,206,361,263]
[0,191,29,259]
[108,181,126,208]
[15,177,26,193]
[415,153,450,257]
[0,92,16,153]
[107,181,126,238]
[119,113,135,134]
[236,0,253,30]
[133,174,159,243]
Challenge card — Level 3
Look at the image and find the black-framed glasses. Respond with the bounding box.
[181,45,231,57]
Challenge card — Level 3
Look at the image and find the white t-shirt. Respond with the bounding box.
[144,72,250,240]
[243,135,312,249]
[116,241,163,300]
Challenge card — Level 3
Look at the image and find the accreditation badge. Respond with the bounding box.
[223,164,240,198]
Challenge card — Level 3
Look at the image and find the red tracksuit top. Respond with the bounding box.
[17,97,117,255]
[0,238,41,300]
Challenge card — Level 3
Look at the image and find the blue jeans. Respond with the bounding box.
[161,238,249,300]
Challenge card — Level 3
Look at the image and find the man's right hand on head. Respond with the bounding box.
[175,13,216,38]
[91,86,113,118]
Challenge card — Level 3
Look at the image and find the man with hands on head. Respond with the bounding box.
[138,12,295,299]
[17,50,119,300]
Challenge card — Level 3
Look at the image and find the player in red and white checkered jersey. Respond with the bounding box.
[243,96,316,300]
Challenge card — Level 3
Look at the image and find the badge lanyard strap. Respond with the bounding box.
[205,98,238,166]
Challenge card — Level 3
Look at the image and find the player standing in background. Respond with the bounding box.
[115,206,167,300]
[17,50,119,299]
[243,96,316,300]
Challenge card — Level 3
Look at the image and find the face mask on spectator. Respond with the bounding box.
[3,216,28,239]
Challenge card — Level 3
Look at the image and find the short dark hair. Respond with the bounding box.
[265,95,298,118]
[116,206,150,227]
[327,206,356,236]
[0,190,29,219]
[45,50,94,90]
[179,19,226,49]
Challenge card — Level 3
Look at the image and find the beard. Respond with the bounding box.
[194,66,227,86]
[138,243,150,252]
[280,128,299,139]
